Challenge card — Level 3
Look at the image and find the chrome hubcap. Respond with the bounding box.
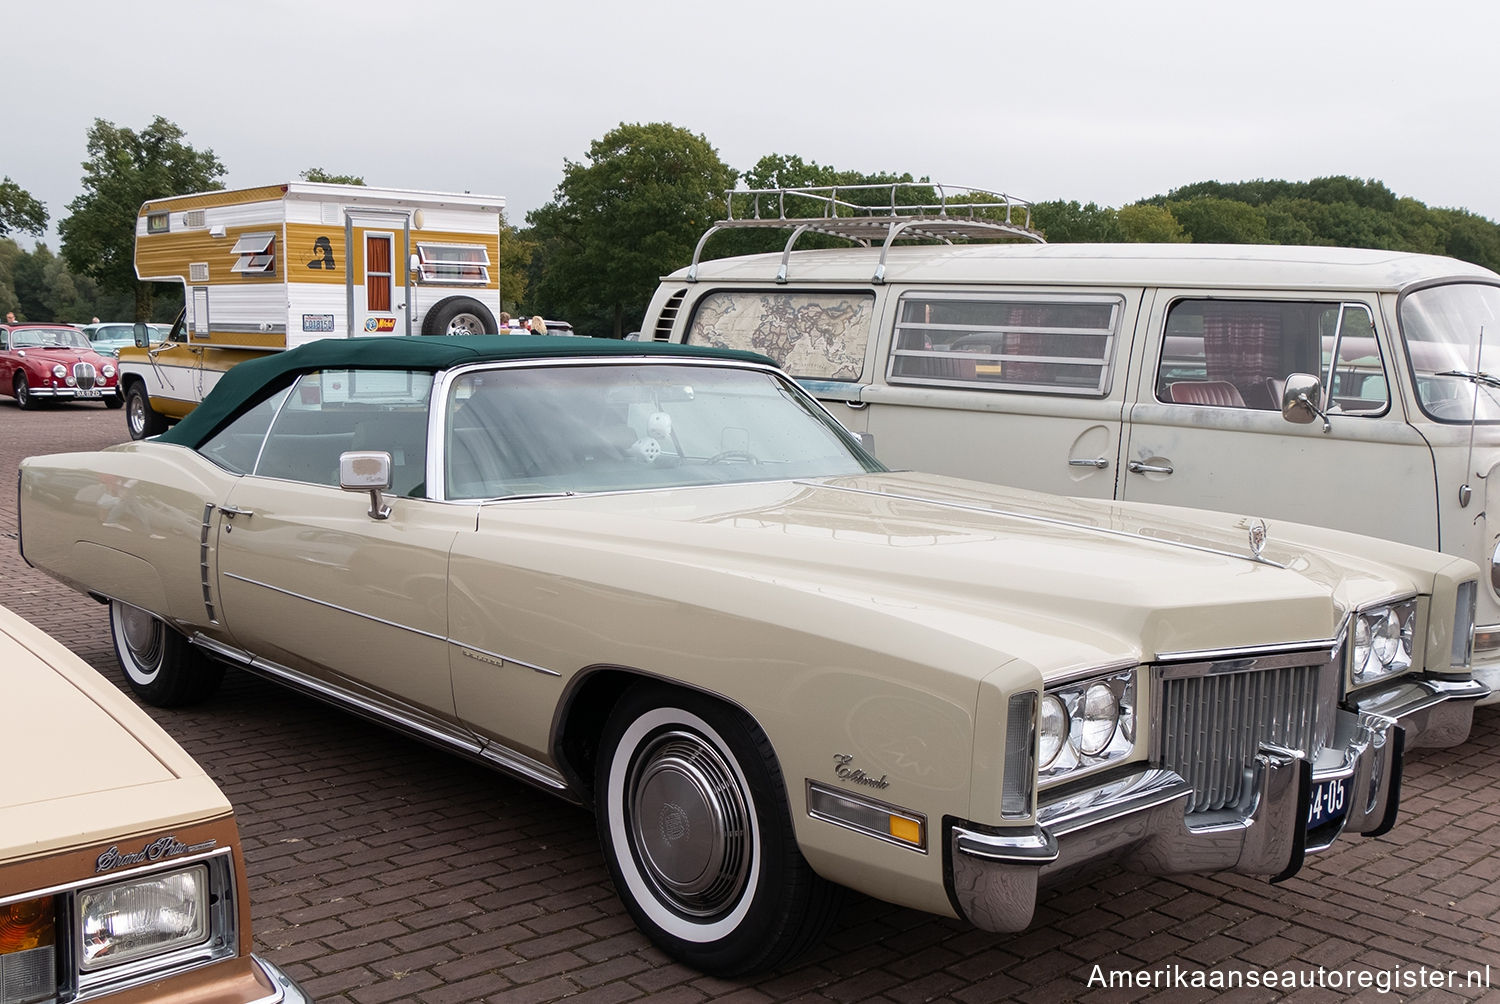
[128,395,144,434]
[118,604,163,667]
[627,730,751,917]
[447,313,483,335]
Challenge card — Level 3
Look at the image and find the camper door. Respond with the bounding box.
[347,212,412,337]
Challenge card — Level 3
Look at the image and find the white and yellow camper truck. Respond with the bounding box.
[119,181,505,438]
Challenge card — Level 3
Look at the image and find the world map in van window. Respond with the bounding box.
[690,292,874,381]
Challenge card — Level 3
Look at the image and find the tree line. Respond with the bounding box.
[5,117,1500,337]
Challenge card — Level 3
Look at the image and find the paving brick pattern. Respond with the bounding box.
[4,401,1499,1003]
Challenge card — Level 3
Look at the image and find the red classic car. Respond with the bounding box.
[0,323,122,409]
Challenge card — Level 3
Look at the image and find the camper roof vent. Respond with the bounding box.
[190,262,209,282]
[652,289,687,342]
[184,210,207,229]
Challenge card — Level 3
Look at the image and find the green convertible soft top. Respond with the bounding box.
[158,335,775,448]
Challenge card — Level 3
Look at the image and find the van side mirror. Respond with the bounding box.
[1282,373,1331,433]
[132,322,152,348]
[340,451,393,520]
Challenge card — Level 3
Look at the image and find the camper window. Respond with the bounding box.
[415,243,491,284]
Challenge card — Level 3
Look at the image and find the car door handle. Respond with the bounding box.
[1127,461,1174,475]
[219,505,254,518]
[1069,457,1109,469]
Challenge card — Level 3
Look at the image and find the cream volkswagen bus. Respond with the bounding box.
[648,185,1500,702]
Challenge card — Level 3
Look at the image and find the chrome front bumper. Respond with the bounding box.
[1350,674,1488,748]
[253,955,314,1003]
[28,386,116,399]
[949,707,1401,934]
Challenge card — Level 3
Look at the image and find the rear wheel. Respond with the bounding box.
[13,372,37,410]
[594,685,840,975]
[126,382,168,439]
[109,600,224,706]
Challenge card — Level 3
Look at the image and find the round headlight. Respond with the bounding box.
[1038,694,1068,767]
[1074,683,1119,755]
[1400,608,1415,661]
[1492,540,1500,593]
[1372,608,1401,666]
[1353,615,1373,678]
[102,363,116,378]
[51,363,66,379]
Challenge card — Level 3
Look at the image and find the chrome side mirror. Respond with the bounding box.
[132,322,152,348]
[340,451,393,519]
[1282,372,1331,433]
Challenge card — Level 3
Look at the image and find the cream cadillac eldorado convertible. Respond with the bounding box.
[0,601,310,1002]
[17,335,1488,975]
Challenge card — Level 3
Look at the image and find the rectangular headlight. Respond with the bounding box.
[77,866,209,971]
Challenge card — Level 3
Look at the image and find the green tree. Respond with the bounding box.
[527,122,736,338]
[59,116,226,321]
[0,178,47,237]
[1116,204,1188,243]
[497,210,533,315]
[300,167,366,185]
[1031,200,1122,242]
[1164,197,1271,244]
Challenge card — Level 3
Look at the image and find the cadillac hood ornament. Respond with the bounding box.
[1247,519,1269,561]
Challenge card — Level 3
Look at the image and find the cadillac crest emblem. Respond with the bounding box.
[1247,519,1269,560]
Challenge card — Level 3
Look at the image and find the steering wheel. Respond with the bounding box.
[708,450,759,465]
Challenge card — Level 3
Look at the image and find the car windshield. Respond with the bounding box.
[1401,282,1500,422]
[443,362,882,499]
[11,327,90,350]
[88,324,134,343]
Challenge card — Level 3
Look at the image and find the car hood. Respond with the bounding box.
[0,608,231,864]
[11,346,109,365]
[480,471,1459,673]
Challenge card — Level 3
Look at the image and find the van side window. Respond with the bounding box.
[887,293,1122,396]
[1158,299,1389,414]
[687,291,874,381]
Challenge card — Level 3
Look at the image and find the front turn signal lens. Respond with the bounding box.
[0,896,55,954]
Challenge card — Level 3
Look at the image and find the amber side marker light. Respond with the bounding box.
[1,896,57,1003]
[0,897,55,953]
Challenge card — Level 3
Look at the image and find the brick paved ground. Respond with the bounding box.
[3,401,1499,1003]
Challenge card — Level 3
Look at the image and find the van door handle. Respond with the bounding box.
[219,505,254,518]
[1069,457,1109,469]
[1127,461,1174,475]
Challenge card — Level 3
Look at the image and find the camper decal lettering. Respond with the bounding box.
[364,317,397,332]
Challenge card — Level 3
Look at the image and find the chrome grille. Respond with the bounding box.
[72,362,97,389]
[1159,663,1328,813]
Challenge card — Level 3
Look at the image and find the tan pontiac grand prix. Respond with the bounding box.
[0,603,309,1003]
[16,334,1489,975]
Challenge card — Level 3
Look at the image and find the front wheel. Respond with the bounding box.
[103,390,124,409]
[125,382,168,439]
[109,600,224,706]
[14,372,37,410]
[595,685,841,975]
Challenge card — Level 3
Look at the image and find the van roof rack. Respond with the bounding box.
[687,182,1045,283]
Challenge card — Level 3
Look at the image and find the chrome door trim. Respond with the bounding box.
[190,634,571,796]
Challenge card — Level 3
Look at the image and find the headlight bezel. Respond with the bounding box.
[1349,595,1419,688]
[77,864,211,972]
[0,847,238,1002]
[1038,667,1137,785]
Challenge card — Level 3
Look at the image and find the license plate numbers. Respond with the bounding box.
[1308,777,1347,829]
[77,389,101,399]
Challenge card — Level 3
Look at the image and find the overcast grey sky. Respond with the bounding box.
[7,0,1498,247]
